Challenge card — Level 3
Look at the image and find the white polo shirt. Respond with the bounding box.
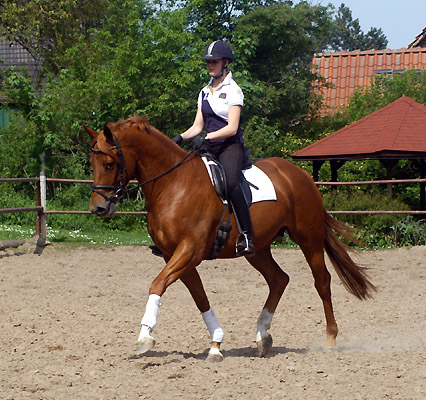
[197,71,244,143]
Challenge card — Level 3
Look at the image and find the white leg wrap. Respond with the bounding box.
[257,308,273,337]
[138,324,153,342]
[202,307,224,343]
[140,294,161,331]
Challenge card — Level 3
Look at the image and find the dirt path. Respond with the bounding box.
[1,245,425,399]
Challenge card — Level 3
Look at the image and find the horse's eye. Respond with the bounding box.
[105,162,115,170]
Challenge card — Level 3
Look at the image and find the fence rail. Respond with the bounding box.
[316,178,426,186]
[1,175,426,245]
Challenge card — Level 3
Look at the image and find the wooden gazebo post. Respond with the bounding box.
[330,160,345,183]
[312,160,324,181]
[380,160,399,199]
[419,159,426,210]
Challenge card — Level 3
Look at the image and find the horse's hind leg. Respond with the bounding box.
[299,243,338,348]
[245,247,290,357]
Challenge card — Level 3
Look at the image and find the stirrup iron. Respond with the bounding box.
[236,232,255,256]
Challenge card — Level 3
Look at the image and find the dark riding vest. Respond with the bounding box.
[201,94,243,144]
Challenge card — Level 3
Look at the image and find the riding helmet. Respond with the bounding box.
[202,40,234,63]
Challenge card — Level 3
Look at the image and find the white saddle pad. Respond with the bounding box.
[201,157,277,203]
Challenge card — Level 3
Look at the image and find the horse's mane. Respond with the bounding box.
[102,114,179,156]
[108,114,151,133]
[94,115,152,158]
[107,114,169,139]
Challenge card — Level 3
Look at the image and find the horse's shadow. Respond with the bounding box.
[225,346,309,358]
[128,345,309,365]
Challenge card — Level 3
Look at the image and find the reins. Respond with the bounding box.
[138,151,194,187]
[91,133,194,203]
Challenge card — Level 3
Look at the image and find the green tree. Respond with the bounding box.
[232,1,334,157]
[0,0,153,77]
[345,69,426,121]
[0,2,205,180]
[176,0,279,41]
[330,3,388,51]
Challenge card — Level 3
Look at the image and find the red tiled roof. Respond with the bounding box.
[292,96,426,160]
[313,47,426,112]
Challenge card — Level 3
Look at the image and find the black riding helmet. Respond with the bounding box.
[202,40,234,62]
[202,40,234,79]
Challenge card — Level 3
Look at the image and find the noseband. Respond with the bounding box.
[91,133,193,203]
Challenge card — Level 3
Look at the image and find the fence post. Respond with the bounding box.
[39,171,47,242]
[36,179,41,236]
[420,159,425,211]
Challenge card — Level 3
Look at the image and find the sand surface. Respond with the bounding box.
[1,244,425,399]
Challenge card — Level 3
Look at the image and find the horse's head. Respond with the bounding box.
[85,115,188,216]
[84,122,139,216]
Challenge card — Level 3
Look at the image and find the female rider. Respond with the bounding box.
[172,40,254,256]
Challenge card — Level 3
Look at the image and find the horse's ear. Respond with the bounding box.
[83,125,99,140]
[103,124,115,145]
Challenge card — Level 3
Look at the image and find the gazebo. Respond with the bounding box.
[291,96,426,209]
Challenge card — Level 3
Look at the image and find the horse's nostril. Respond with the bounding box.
[95,206,107,216]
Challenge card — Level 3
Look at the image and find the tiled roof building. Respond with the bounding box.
[0,39,39,86]
[0,39,40,126]
[313,47,426,112]
[408,27,426,48]
[313,27,426,113]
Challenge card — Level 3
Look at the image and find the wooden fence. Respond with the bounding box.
[0,175,146,243]
[1,174,426,244]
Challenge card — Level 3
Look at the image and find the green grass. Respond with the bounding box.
[0,224,153,247]
[1,223,299,250]
[4,216,426,250]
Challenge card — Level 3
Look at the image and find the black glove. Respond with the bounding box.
[171,134,183,145]
[190,136,205,151]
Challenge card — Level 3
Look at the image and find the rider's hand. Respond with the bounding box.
[190,136,205,151]
[171,134,183,145]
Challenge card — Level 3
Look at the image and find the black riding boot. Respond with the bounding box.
[229,185,255,256]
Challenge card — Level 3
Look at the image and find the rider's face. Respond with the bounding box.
[206,59,226,78]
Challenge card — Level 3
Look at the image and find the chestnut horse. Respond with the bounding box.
[85,115,375,362]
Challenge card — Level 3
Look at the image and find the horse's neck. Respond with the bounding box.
[133,131,188,191]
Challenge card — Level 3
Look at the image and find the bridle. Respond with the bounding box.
[91,132,133,204]
[91,132,193,203]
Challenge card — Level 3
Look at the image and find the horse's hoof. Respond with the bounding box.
[136,336,155,355]
[326,336,337,349]
[206,351,224,363]
[324,347,338,353]
[256,332,273,357]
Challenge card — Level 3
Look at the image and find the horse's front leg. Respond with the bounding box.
[136,244,224,361]
[136,245,195,355]
[180,268,224,362]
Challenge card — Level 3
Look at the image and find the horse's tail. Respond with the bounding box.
[323,209,377,300]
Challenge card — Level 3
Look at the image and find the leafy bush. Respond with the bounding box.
[0,178,147,233]
[322,191,412,248]
[0,184,36,226]
[390,217,426,247]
